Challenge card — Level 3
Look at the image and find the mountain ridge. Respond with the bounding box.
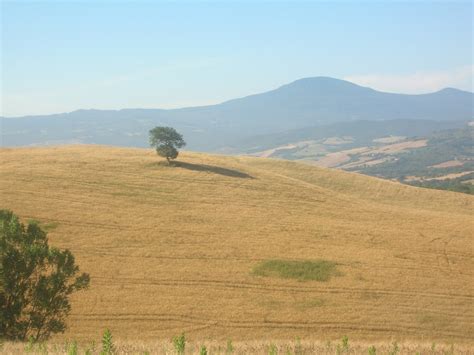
[3,76,473,119]
[1,77,473,150]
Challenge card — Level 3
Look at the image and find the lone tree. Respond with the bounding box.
[0,210,90,341]
[149,126,186,164]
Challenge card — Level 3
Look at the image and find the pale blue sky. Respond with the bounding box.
[1,0,473,116]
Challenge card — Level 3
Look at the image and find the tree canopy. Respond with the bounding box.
[0,210,90,341]
[149,126,186,163]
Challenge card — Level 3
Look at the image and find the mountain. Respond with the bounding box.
[1,145,472,341]
[1,77,473,150]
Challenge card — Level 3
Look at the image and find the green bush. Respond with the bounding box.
[199,345,208,355]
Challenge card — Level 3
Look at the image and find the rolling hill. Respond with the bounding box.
[0,145,473,344]
[1,77,473,150]
[238,122,474,194]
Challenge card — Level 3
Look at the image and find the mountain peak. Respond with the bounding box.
[278,76,372,94]
[436,87,469,94]
[287,76,359,86]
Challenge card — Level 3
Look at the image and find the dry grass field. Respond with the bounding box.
[0,145,473,347]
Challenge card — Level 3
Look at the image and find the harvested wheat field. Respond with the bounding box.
[0,145,473,345]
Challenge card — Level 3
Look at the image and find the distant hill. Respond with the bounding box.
[1,77,473,150]
[1,145,472,341]
[229,119,468,153]
[238,121,474,194]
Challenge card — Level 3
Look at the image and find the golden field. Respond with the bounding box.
[0,145,473,345]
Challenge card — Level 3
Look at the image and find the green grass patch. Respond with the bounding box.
[252,259,340,281]
[296,297,326,310]
[42,222,59,232]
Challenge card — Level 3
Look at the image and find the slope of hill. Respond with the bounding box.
[352,127,474,194]
[1,77,473,150]
[231,119,467,154]
[0,146,473,343]
[240,123,474,194]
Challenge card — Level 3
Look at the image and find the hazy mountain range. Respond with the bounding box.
[1,77,473,150]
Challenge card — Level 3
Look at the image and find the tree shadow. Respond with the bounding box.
[172,161,254,179]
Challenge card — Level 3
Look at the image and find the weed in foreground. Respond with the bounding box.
[294,337,303,355]
[368,345,376,355]
[342,335,349,352]
[37,342,48,355]
[226,339,234,353]
[24,336,35,352]
[172,332,186,354]
[101,329,115,355]
[268,343,278,355]
[199,345,208,355]
[67,340,78,355]
[389,341,399,355]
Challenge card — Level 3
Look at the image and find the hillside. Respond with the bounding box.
[0,146,473,343]
[241,123,474,194]
[1,77,473,150]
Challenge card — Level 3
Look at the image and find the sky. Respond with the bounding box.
[1,0,473,117]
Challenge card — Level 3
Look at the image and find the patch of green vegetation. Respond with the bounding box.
[42,222,59,231]
[252,259,340,281]
[296,297,325,310]
[417,313,451,329]
[407,177,474,195]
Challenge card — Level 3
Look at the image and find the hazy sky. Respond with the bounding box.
[2,0,473,116]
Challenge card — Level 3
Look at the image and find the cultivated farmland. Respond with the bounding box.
[0,145,472,344]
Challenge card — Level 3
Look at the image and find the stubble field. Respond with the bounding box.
[0,145,472,347]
